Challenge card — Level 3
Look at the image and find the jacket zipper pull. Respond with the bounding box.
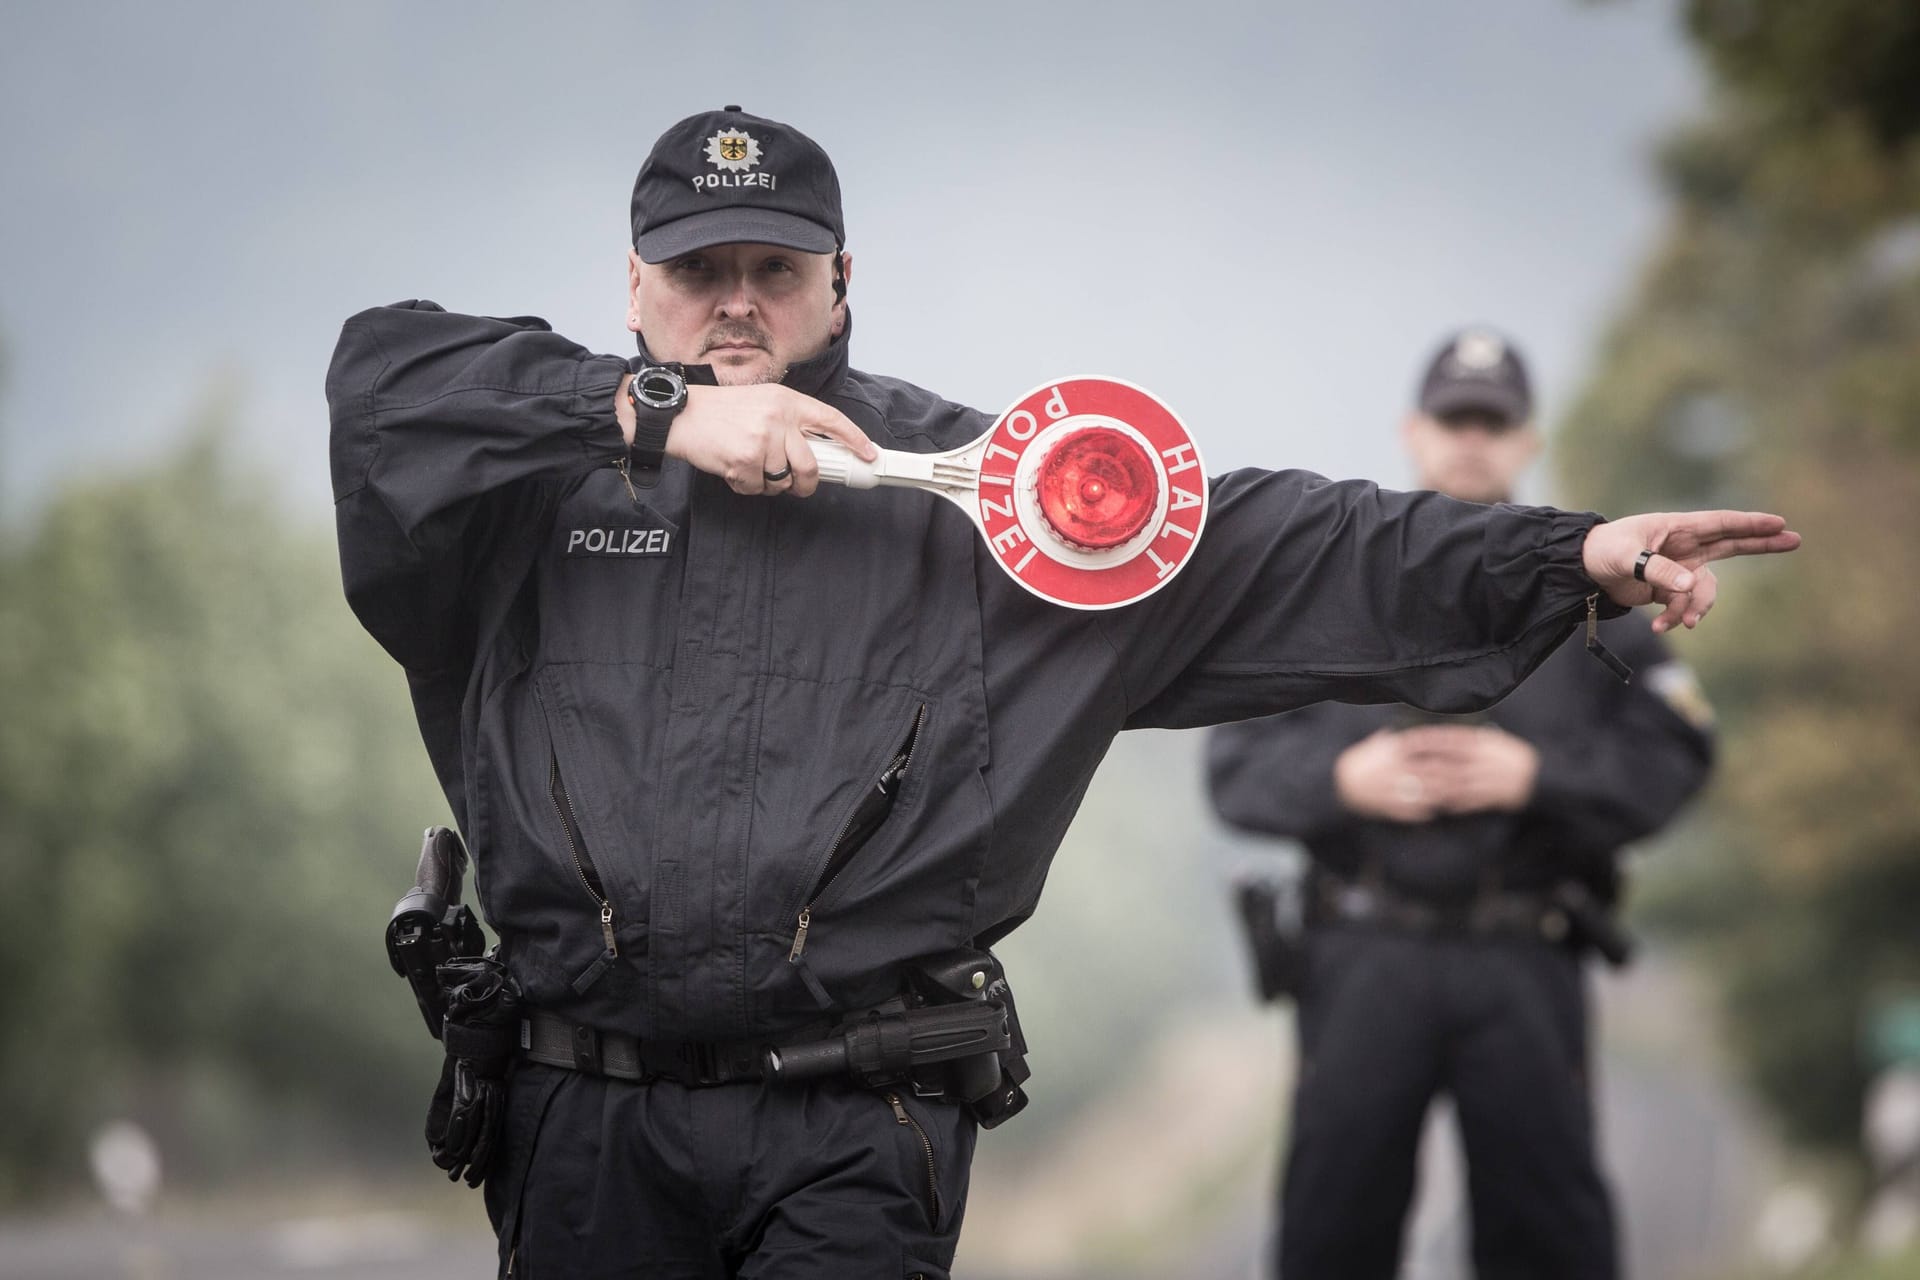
[572,908,620,996]
[788,906,812,962]
[1583,593,1633,683]
[888,1093,912,1126]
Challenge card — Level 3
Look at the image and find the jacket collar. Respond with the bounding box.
[635,310,852,399]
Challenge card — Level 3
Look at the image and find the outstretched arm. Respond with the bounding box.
[1102,469,1797,730]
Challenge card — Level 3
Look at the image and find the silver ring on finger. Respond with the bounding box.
[763,465,792,484]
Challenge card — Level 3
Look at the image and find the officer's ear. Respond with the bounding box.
[830,251,852,337]
[626,250,645,334]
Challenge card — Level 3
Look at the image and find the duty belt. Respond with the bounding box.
[1313,877,1573,946]
[518,1009,838,1086]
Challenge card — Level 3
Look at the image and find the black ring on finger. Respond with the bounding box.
[763,466,792,484]
[1633,549,1654,582]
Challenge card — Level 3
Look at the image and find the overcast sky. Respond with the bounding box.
[0,0,1700,522]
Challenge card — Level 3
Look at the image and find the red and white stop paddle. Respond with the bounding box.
[807,376,1208,610]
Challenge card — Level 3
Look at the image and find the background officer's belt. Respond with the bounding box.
[520,1009,837,1087]
[1315,878,1570,944]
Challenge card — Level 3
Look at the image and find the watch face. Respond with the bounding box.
[633,366,687,411]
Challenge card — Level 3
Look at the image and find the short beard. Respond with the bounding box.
[713,359,788,387]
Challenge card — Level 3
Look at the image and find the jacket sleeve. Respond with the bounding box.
[1106,468,1609,729]
[328,300,632,673]
[1527,618,1716,852]
[1205,705,1370,841]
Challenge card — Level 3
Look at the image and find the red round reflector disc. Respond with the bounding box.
[975,377,1208,610]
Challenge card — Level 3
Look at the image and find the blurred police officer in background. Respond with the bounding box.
[1209,330,1718,1280]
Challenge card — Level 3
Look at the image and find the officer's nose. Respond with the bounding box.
[716,272,756,319]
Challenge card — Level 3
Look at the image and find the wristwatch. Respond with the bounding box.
[626,364,688,471]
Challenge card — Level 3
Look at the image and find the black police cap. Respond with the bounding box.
[1417,328,1533,425]
[631,106,845,263]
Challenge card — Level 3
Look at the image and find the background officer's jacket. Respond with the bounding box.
[329,301,1624,1042]
[1207,618,1716,904]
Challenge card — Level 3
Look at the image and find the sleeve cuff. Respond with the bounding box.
[573,354,631,458]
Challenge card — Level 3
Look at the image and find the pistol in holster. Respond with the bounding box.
[1235,872,1308,1002]
[386,826,487,1038]
[767,947,1033,1129]
[1551,882,1635,969]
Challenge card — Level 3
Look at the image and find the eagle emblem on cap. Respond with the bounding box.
[1452,330,1507,371]
[705,129,762,173]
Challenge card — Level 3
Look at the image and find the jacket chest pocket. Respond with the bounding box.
[785,702,928,963]
[536,469,685,663]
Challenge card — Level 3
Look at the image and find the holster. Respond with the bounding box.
[1551,882,1635,969]
[1235,875,1307,1002]
[385,826,516,1186]
[386,826,486,1038]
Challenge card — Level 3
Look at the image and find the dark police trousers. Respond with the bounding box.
[484,1063,975,1278]
[1279,927,1615,1280]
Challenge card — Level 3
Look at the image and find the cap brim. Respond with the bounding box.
[1422,381,1529,424]
[636,208,837,262]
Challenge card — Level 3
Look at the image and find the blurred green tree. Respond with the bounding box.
[1559,0,1920,1156]
[0,402,448,1202]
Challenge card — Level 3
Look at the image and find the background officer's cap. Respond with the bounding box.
[1417,328,1534,425]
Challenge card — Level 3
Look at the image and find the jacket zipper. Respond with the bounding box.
[789,704,927,962]
[549,754,617,957]
[888,1092,941,1226]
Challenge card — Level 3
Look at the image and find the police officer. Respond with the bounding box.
[1209,329,1719,1280]
[328,108,1790,1277]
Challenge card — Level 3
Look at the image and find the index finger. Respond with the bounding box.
[1705,510,1789,535]
[797,400,878,461]
[1674,510,1796,546]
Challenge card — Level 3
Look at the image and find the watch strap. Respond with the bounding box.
[626,364,686,473]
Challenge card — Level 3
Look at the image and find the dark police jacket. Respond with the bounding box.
[329,300,1619,1042]
[1207,617,1715,906]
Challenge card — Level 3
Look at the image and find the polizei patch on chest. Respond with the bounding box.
[564,526,675,558]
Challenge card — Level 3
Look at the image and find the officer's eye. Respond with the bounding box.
[760,258,794,274]
[670,255,712,275]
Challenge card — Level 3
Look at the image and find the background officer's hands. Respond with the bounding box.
[1582,510,1800,634]
[1335,729,1441,824]
[1396,724,1539,816]
[617,377,878,497]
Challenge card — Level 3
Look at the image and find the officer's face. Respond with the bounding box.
[627,243,849,386]
[1402,410,1540,504]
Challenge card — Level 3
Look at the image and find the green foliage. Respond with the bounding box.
[0,406,449,1202]
[1561,0,1920,1158]
[1688,0,1920,147]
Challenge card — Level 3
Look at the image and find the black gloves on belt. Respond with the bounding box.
[426,954,520,1187]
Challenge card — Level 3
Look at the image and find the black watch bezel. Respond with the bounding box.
[630,364,688,414]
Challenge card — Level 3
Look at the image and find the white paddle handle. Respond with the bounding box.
[807,439,971,495]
